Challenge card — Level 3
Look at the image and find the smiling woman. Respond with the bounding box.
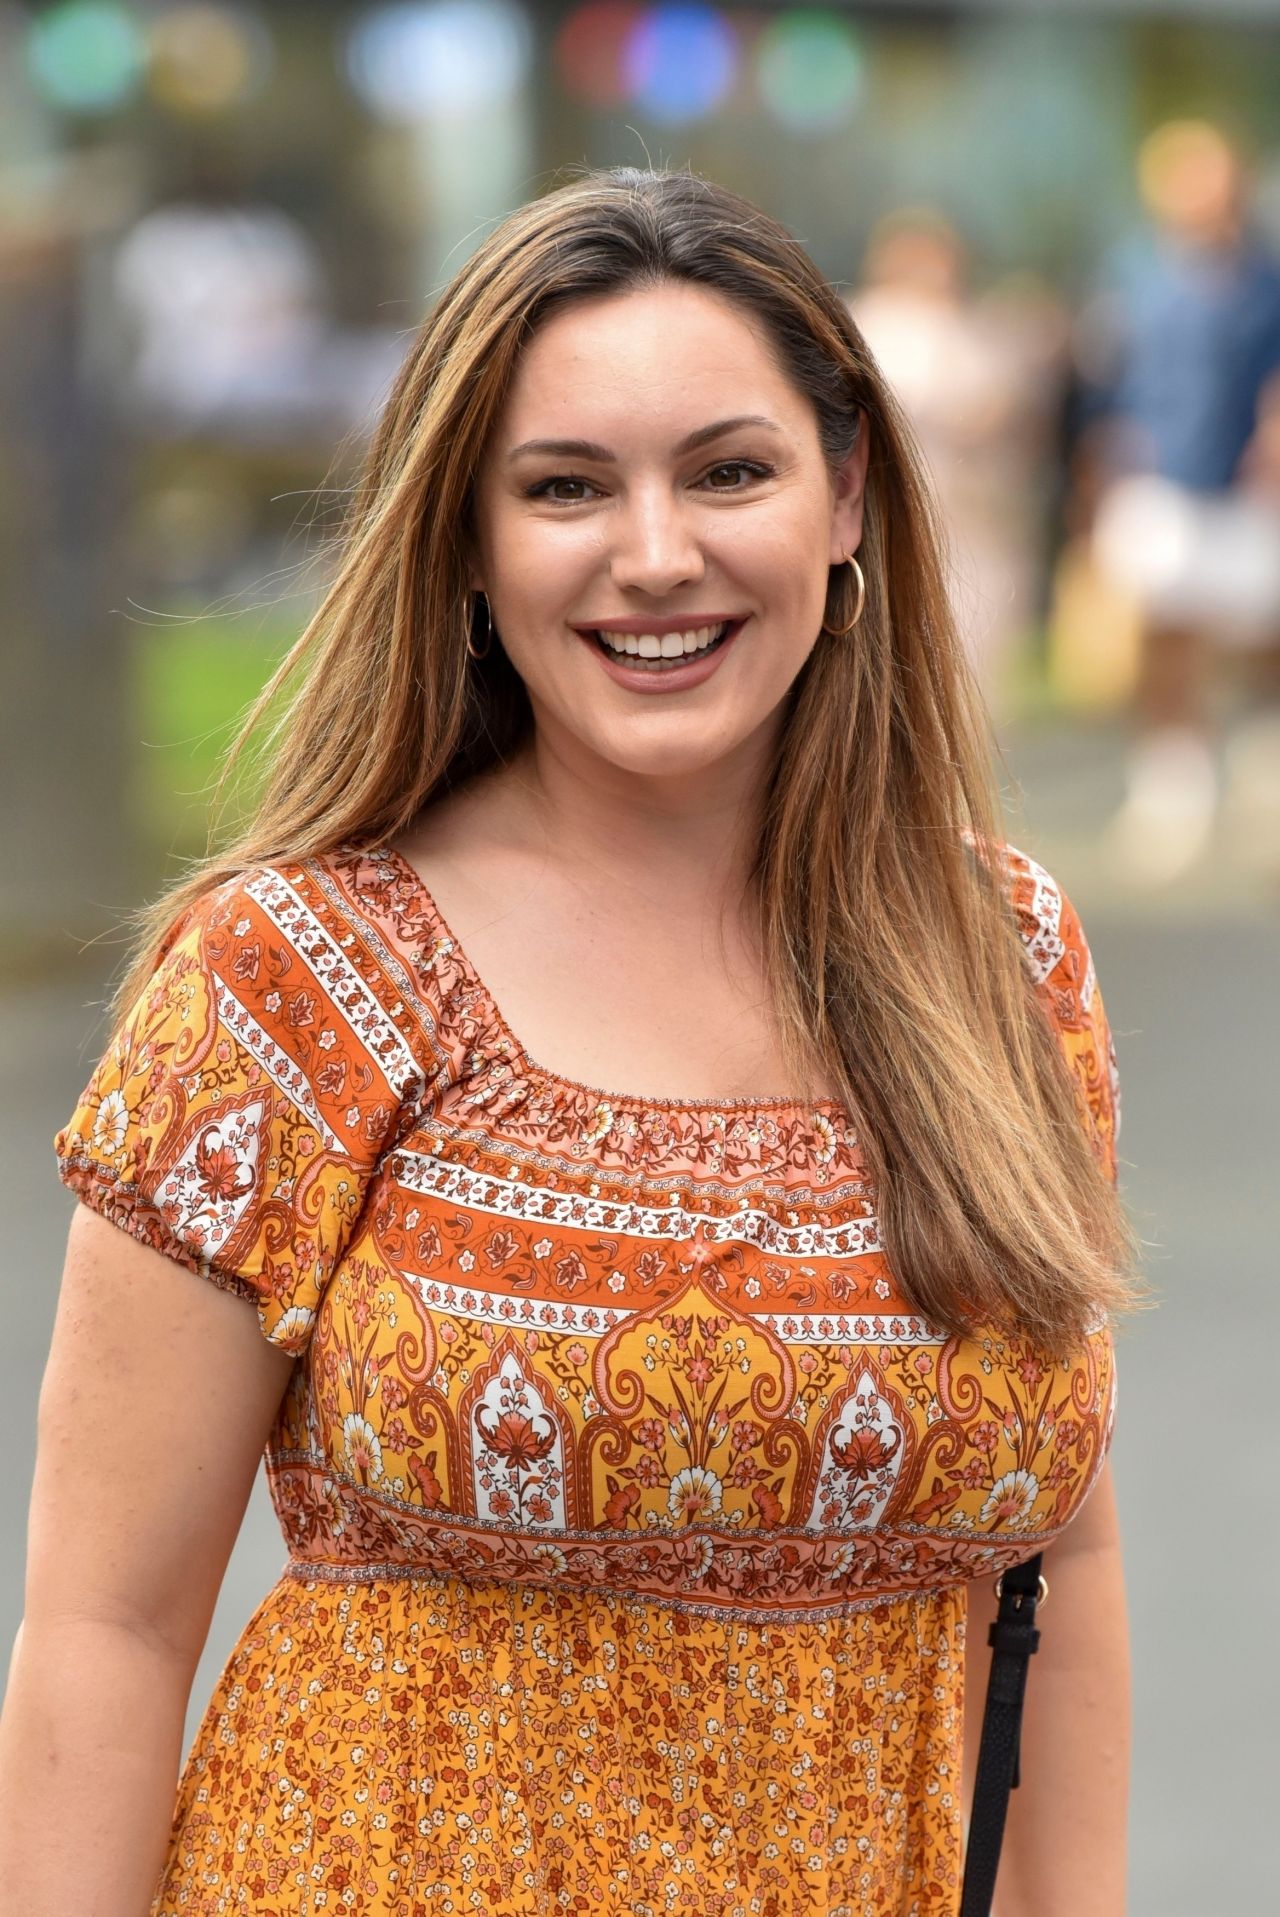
[11,169,1145,1917]
[469,282,868,725]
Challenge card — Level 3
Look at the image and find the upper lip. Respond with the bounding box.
[572,614,744,637]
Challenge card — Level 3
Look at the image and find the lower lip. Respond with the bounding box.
[577,620,746,693]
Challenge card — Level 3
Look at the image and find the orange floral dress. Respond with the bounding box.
[53,839,1120,1917]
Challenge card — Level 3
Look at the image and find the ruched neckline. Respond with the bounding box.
[356,839,855,1122]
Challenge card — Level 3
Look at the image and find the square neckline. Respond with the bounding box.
[363,840,848,1120]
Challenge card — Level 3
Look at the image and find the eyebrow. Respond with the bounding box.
[505,414,785,463]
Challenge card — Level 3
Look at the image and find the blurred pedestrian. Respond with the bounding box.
[1078,119,1280,883]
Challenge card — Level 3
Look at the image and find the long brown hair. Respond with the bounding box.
[104,166,1145,1355]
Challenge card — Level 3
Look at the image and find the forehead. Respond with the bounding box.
[493,282,807,437]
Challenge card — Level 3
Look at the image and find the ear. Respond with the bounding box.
[828,410,871,565]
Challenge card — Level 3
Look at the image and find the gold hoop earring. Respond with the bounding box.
[826,554,865,636]
[466,592,493,661]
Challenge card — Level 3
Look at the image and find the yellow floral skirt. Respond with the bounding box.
[153,1570,968,1917]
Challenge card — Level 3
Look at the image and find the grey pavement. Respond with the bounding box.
[3,714,1275,1913]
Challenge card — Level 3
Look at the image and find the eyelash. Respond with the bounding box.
[524,460,776,504]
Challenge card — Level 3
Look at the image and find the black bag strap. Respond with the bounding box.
[959,1551,1046,1917]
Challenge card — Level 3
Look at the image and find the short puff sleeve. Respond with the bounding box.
[53,863,410,1352]
[1006,843,1122,1187]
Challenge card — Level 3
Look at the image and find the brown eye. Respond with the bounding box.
[702,461,772,490]
[526,475,599,503]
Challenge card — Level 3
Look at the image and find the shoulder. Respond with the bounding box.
[999,840,1096,1002]
[171,844,417,977]
[165,847,378,957]
[997,840,1123,1164]
[964,830,1109,1033]
[148,848,434,1118]
[54,847,430,1350]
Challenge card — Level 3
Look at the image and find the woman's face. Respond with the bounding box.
[468,280,869,787]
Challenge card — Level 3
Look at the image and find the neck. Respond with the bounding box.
[495,721,776,922]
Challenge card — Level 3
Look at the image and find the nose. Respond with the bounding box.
[607,484,706,598]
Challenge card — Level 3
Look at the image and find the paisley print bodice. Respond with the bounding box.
[55,839,1120,1626]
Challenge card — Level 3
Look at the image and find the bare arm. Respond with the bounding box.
[962,1457,1131,1917]
[0,1205,296,1917]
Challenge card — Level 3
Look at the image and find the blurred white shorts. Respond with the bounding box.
[1092,474,1280,647]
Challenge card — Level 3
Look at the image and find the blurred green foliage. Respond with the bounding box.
[127,610,298,860]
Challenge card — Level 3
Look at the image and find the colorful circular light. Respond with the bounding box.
[756,9,863,135]
[345,0,532,124]
[554,1,639,110]
[26,1,147,113]
[623,5,738,127]
[147,5,273,115]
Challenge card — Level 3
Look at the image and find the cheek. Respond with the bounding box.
[488,513,603,619]
[715,520,832,644]
[716,488,830,582]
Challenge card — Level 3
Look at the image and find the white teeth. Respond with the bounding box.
[596,622,727,659]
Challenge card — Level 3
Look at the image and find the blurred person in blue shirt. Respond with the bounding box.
[1077,119,1280,884]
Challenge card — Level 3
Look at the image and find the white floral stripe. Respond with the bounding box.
[244,865,425,1095]
[391,1271,940,1345]
[759,1309,936,1342]
[309,857,455,1073]
[1011,847,1066,983]
[402,1277,630,1337]
[390,1147,883,1259]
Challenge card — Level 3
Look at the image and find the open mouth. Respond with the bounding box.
[589,619,739,671]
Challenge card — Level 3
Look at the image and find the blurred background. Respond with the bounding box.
[2,2,1277,1909]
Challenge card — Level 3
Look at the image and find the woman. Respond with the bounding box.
[2,169,1142,1915]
